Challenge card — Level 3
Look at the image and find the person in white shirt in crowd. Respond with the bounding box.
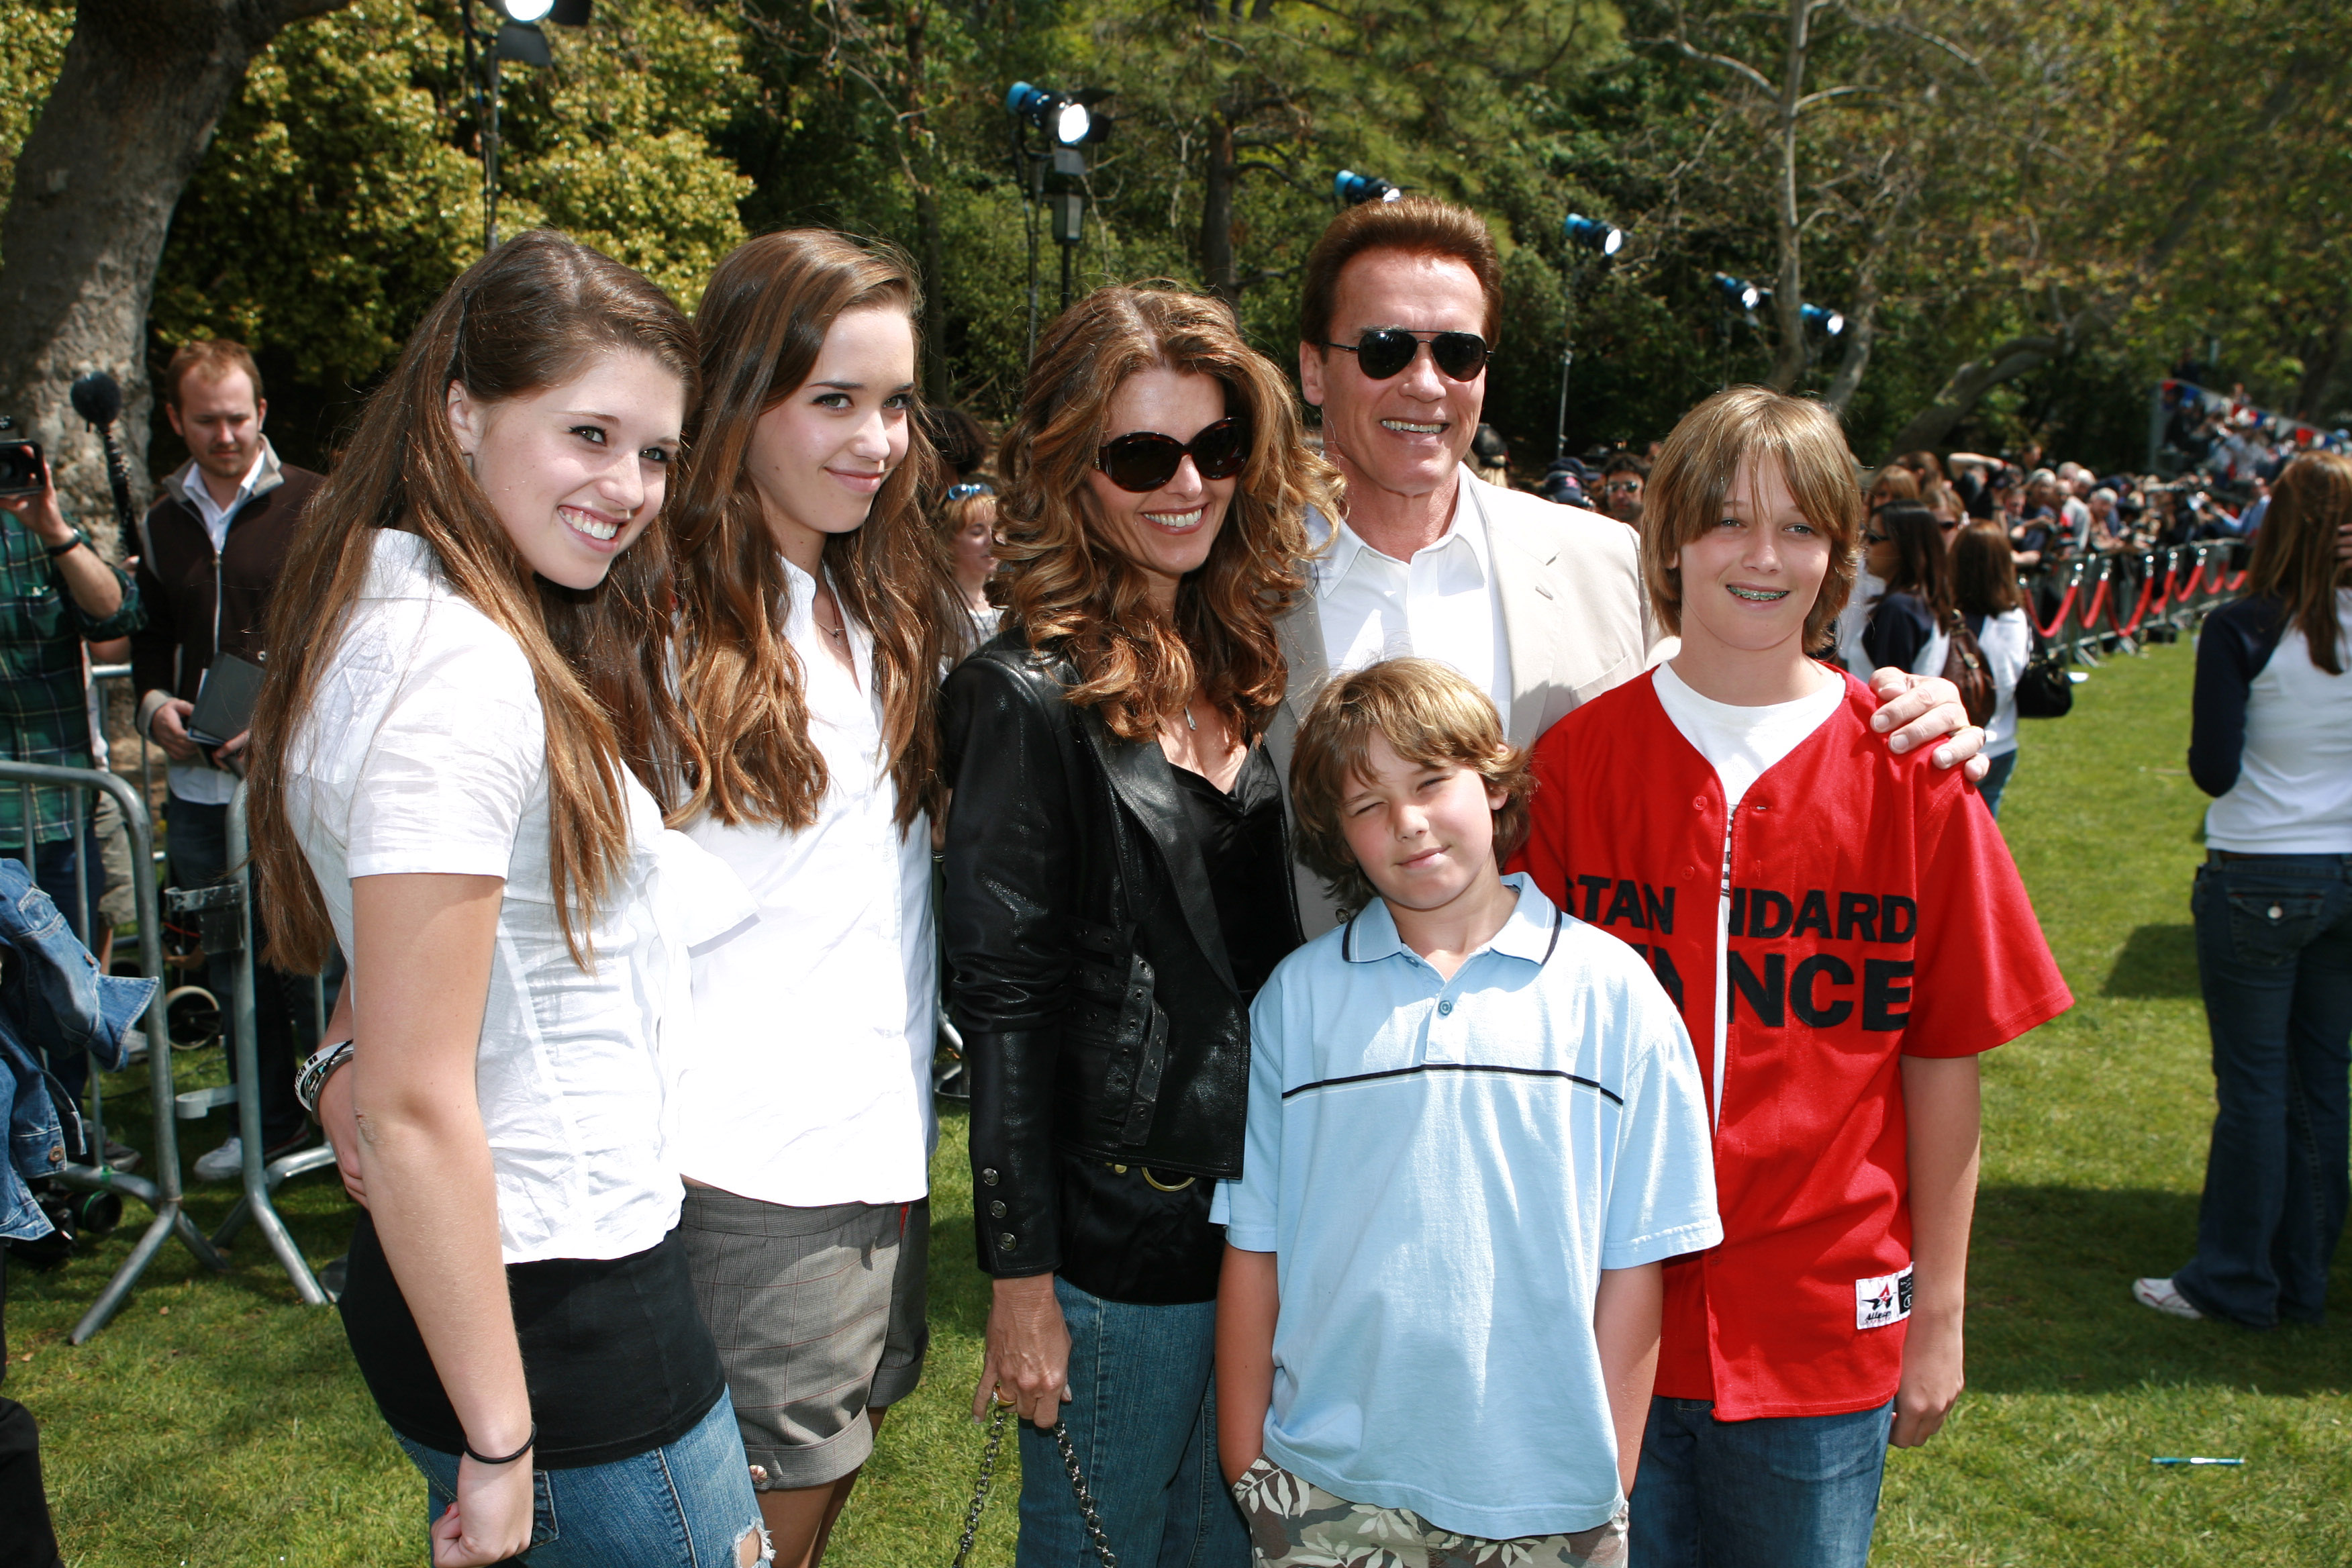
[248,232,771,1567]
[1951,520,2034,818]
[1269,195,1984,933]
[2139,452,2352,1330]
[665,231,962,1568]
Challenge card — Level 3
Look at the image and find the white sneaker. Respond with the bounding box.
[2133,1277,2204,1320]
[193,1136,244,1183]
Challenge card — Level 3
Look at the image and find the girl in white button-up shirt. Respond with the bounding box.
[661,231,963,1563]
[246,234,769,1568]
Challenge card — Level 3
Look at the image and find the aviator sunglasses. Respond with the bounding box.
[1095,417,1250,493]
[1324,328,1490,382]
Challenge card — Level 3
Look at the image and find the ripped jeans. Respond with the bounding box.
[396,1391,771,1567]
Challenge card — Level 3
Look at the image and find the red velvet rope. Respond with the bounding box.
[2030,579,2079,640]
[2112,560,2161,637]
[2079,569,2113,632]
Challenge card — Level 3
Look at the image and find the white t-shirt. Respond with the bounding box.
[1652,659,1847,1126]
[675,556,937,1208]
[283,530,753,1264]
[1974,607,2032,756]
[1306,469,1513,721]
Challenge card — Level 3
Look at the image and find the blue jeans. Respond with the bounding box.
[1629,1398,1893,1568]
[2173,853,2352,1327]
[1976,748,2018,819]
[395,1391,768,1567]
[1014,1277,1246,1568]
[28,826,107,1104]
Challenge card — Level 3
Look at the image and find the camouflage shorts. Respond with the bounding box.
[1232,1456,1629,1568]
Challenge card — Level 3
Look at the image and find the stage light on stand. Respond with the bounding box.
[1007,82,1102,148]
[1712,272,1763,313]
[464,0,592,245]
[1334,170,1401,206]
[1801,303,1847,336]
[1563,213,1624,258]
[499,0,554,19]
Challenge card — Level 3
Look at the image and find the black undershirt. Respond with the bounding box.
[340,1213,726,1469]
[1169,744,1291,1003]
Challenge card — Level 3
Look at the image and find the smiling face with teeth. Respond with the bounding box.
[1298,249,1487,553]
[1082,365,1237,613]
[1667,452,1836,702]
[445,347,685,591]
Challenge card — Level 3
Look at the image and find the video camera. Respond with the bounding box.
[0,415,43,499]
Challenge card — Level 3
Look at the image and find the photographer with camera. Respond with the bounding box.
[132,340,324,1182]
[0,429,144,1134]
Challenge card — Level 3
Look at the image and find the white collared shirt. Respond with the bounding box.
[673,556,938,1208]
[1307,468,1512,718]
[184,449,267,555]
[284,530,755,1264]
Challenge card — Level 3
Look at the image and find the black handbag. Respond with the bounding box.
[2012,622,2074,720]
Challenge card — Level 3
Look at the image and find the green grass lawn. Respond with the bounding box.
[9,636,2346,1565]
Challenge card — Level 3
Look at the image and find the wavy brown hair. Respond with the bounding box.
[669,230,956,832]
[2247,451,2352,675]
[998,285,1336,741]
[246,231,699,972]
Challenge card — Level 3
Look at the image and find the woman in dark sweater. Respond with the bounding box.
[2137,452,2352,1328]
[940,285,1338,1566]
[1859,501,1953,679]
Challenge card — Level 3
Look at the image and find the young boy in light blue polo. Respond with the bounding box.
[1212,658,1720,1567]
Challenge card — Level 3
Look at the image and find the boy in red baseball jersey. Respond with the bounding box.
[1514,389,2071,1568]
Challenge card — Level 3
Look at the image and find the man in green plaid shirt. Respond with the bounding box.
[0,455,143,900]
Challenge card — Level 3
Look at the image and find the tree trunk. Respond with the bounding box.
[1821,240,1884,412]
[0,0,352,546]
[1765,0,1810,393]
[1880,330,2067,458]
[1200,115,1238,306]
[901,0,950,405]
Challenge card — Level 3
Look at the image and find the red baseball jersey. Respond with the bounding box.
[1513,669,2071,1420]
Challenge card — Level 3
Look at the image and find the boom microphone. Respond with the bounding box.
[68,371,138,547]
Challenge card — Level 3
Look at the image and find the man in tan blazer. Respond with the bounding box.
[1271,197,1981,933]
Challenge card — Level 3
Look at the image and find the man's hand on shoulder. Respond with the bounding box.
[1867,670,1990,782]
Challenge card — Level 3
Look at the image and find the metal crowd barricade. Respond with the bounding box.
[188,785,332,1303]
[2023,539,2245,670]
[0,758,228,1342]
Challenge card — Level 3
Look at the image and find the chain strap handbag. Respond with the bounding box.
[950,1404,1120,1568]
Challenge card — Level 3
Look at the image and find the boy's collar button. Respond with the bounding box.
[1438,999,1454,1016]
[1691,795,1707,810]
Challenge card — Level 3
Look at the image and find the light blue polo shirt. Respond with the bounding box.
[1211,873,1720,1540]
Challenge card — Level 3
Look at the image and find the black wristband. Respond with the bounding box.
[44,528,86,558]
[463,1423,536,1466]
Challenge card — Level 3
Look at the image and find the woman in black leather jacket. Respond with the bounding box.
[940,285,1338,1567]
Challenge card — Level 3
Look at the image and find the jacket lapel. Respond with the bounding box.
[1079,712,1238,995]
[1474,475,1568,746]
[1276,588,1331,726]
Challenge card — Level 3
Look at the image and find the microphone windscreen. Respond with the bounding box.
[70,371,123,428]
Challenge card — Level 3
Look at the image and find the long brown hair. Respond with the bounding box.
[2248,452,2352,674]
[247,232,699,972]
[1951,520,2024,618]
[999,285,1336,742]
[1875,501,1955,618]
[669,230,955,832]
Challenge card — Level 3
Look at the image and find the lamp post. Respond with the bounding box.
[460,0,593,253]
[1554,212,1624,460]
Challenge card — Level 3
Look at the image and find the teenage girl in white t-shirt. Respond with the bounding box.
[663,232,961,1567]
[246,234,770,1568]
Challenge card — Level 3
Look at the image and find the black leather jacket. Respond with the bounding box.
[940,632,1300,1283]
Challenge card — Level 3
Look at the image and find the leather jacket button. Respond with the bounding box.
[989,1200,1007,1218]
[997,1232,1017,1250]
[981,1168,1000,1185]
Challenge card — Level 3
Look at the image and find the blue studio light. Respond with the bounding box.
[1006,81,1093,147]
[1712,272,1762,312]
[1334,169,1402,206]
[1801,302,1848,336]
[1563,213,1624,257]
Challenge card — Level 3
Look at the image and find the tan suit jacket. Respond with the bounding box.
[1268,469,1658,936]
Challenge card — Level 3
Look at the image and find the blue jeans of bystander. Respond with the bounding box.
[2172,852,2352,1327]
[1014,1276,1247,1568]
[1628,1398,1892,1568]
[395,1391,769,1567]
[1975,748,2019,819]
